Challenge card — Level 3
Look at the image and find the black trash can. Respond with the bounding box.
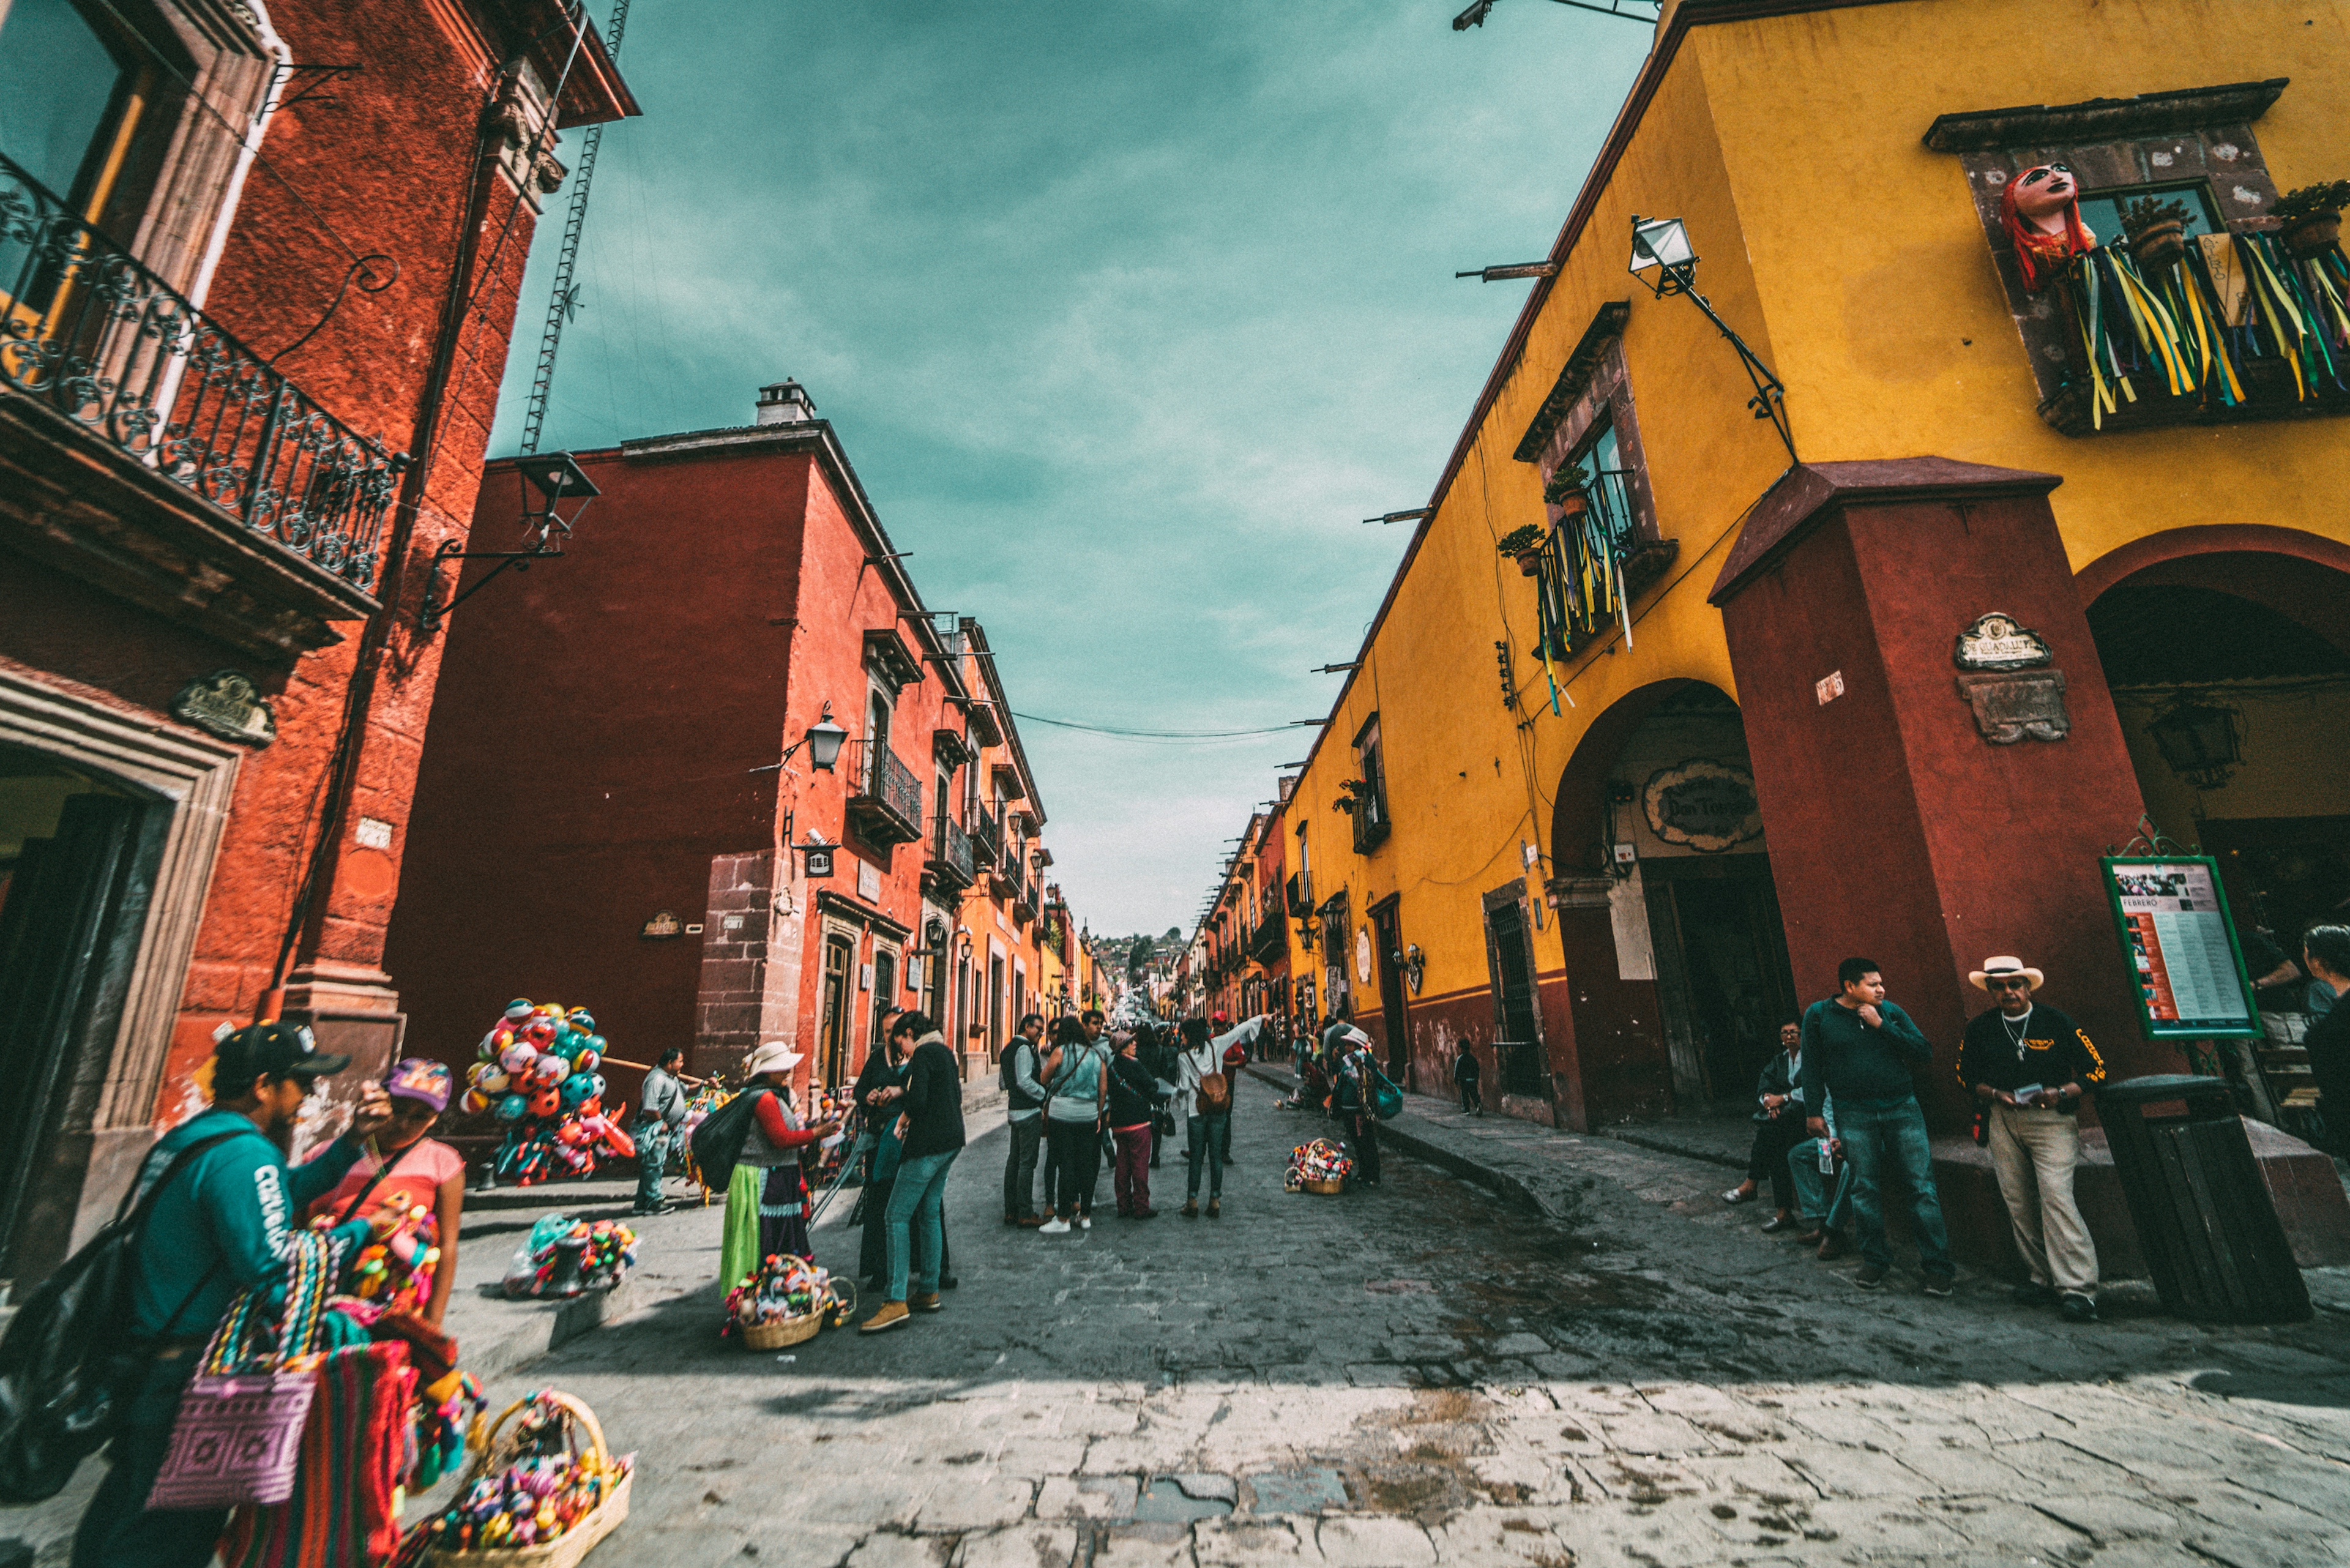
[2099,1074,2310,1324]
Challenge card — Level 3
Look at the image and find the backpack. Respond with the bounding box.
[688,1088,767,1194]
[1195,1070,1231,1116]
[0,1129,244,1504]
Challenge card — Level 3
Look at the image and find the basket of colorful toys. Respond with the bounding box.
[502,1215,638,1300]
[460,1001,638,1187]
[725,1252,856,1350]
[421,1389,631,1567]
[1287,1139,1354,1195]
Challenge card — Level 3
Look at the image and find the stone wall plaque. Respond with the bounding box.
[172,670,276,745]
[641,911,682,939]
[1953,612,2053,671]
[1956,669,2070,743]
[1642,760,1763,853]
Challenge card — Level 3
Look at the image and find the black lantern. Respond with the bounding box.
[803,706,849,773]
[1626,214,1796,465]
[418,452,599,633]
[2146,700,2240,789]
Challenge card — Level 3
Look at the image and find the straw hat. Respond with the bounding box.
[744,1040,804,1079]
[1968,955,2045,991]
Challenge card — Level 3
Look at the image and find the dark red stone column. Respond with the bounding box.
[1709,458,2161,1133]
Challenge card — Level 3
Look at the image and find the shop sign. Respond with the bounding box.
[802,845,835,878]
[1642,760,1762,853]
[172,670,276,745]
[1953,612,2053,671]
[1354,925,1373,985]
[641,911,682,939]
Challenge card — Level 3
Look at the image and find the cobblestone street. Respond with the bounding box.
[523,1090,2350,1568]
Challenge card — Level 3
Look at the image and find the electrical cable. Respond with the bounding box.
[1009,712,1304,740]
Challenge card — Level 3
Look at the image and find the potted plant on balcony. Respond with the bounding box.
[1496,524,1548,578]
[2120,193,2193,271]
[2269,180,2350,259]
[1542,466,1592,523]
[1332,778,1370,815]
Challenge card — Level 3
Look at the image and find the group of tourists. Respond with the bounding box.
[1725,954,2107,1320]
[999,1008,1265,1226]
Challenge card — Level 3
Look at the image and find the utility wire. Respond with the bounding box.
[1010,713,1302,741]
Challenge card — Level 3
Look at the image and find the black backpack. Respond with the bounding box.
[688,1088,767,1194]
[0,1129,243,1503]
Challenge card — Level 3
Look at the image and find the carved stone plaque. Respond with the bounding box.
[1956,669,2070,744]
[1953,612,2053,671]
[171,670,276,745]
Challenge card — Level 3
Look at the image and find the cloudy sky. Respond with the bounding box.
[494,0,1650,939]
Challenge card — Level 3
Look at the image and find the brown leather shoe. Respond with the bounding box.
[1015,1215,1046,1228]
[859,1301,911,1334]
[910,1292,943,1313]
[1816,1231,1851,1261]
[1794,1228,1826,1247]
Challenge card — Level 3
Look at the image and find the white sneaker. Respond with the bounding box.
[1077,1214,1092,1231]
[1039,1217,1070,1234]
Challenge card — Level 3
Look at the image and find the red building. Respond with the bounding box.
[387,382,1059,1100]
[0,0,633,1283]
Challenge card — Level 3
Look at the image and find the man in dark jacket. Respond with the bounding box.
[1799,958,1954,1294]
[1723,1020,1807,1231]
[1958,955,2106,1321]
[863,1013,964,1334]
[76,1021,390,1568]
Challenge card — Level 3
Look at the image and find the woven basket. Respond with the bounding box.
[737,1276,856,1350]
[426,1391,631,1568]
[1302,1177,1346,1195]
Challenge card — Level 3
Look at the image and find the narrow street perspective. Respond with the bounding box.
[3,0,2350,1565]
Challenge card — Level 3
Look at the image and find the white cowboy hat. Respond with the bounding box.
[743,1040,804,1078]
[1968,956,2045,991]
[1338,1026,1375,1051]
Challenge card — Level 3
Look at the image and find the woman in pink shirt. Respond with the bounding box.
[311,1057,468,1326]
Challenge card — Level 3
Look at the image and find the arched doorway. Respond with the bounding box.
[1550,681,1798,1124]
[2083,540,2350,1135]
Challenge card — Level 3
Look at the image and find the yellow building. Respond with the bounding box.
[1285,0,2350,1139]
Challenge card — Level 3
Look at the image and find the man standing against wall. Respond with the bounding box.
[1957,955,2105,1322]
[1799,958,1955,1296]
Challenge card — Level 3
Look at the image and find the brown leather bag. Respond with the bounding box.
[1196,1072,1231,1115]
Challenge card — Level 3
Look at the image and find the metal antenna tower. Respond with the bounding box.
[518,0,632,456]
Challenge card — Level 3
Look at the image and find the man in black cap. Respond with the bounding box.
[73,1020,391,1568]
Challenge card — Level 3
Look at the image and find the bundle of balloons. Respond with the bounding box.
[461,999,636,1185]
[505,1214,638,1299]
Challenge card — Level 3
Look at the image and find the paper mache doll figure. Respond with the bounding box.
[2001,162,2098,293]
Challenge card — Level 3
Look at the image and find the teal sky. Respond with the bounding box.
[493,0,1650,939]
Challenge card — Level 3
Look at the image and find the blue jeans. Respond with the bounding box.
[1185,1114,1230,1199]
[1835,1095,1953,1275]
[886,1148,957,1301]
[632,1119,672,1210]
[1788,1137,1853,1228]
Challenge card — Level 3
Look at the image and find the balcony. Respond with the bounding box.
[846,740,924,847]
[968,807,1002,868]
[1351,803,1392,855]
[2022,233,2350,437]
[0,155,407,664]
[1013,876,1039,924]
[1248,911,1286,963]
[923,812,975,894]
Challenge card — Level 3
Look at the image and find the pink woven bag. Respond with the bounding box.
[146,1231,339,1512]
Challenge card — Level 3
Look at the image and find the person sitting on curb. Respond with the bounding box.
[1723,1019,1807,1233]
[1787,1090,1854,1258]
[1956,954,2106,1323]
[1798,957,1956,1296]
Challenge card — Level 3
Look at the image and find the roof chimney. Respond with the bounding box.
[755,379,816,427]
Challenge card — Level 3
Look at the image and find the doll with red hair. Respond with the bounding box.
[2002,162,2097,292]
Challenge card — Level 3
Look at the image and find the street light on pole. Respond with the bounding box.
[1626,214,1798,466]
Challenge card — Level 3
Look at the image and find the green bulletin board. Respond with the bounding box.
[2098,855,2262,1040]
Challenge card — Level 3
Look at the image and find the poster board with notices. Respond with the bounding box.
[2099,856,2262,1040]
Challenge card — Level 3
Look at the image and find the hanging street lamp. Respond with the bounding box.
[1627,215,1799,466]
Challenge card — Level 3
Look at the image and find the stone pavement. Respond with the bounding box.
[490,1075,2349,1568]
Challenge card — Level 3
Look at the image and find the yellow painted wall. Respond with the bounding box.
[1285,0,2350,1059]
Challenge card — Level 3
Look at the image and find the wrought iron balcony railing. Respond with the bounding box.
[926,811,975,889]
[846,739,923,847]
[0,154,407,594]
[968,807,1002,868]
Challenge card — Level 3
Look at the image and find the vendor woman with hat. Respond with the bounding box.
[719,1041,840,1290]
[1956,955,2106,1323]
[310,1057,469,1327]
